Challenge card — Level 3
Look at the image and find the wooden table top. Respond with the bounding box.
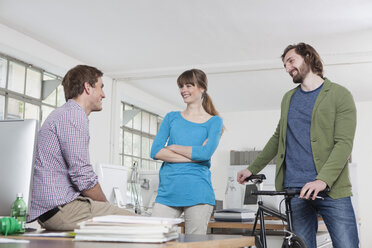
[0,234,254,248]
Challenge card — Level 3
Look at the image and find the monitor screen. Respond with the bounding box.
[95,164,128,208]
[0,119,38,217]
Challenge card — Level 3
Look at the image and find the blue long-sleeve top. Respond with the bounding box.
[150,111,223,206]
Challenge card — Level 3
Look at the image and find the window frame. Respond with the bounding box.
[119,101,163,172]
[0,52,63,126]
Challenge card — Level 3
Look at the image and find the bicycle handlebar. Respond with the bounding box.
[251,187,330,197]
[245,174,330,196]
[251,189,300,196]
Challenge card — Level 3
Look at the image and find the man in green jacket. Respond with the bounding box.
[237,43,358,248]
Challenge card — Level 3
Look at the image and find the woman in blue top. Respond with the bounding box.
[150,69,224,234]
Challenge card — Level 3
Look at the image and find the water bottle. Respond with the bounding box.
[10,193,27,233]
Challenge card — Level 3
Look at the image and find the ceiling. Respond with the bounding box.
[0,0,372,112]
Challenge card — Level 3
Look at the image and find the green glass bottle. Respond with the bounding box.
[10,193,27,233]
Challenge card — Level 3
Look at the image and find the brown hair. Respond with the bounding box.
[281,42,324,78]
[177,69,225,134]
[62,65,103,101]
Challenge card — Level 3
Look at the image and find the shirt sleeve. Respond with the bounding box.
[192,116,223,161]
[58,111,98,192]
[150,113,170,159]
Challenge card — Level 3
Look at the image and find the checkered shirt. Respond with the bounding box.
[27,99,98,222]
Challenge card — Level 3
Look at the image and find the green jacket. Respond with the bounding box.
[248,79,356,199]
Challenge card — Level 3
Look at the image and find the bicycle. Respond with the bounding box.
[244,174,329,248]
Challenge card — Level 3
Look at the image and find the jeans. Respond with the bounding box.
[290,192,359,248]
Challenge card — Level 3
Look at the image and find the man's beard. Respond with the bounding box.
[292,61,310,84]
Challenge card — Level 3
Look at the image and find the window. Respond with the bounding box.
[0,95,5,119]
[0,57,7,88]
[0,53,63,125]
[8,61,25,94]
[119,102,163,172]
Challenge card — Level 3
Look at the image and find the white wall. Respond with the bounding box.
[352,101,372,247]
[213,102,372,247]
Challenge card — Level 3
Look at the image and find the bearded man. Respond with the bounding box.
[237,43,359,248]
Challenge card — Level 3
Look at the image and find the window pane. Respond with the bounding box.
[0,95,4,119]
[133,134,141,157]
[124,156,132,168]
[0,57,7,88]
[42,73,57,105]
[142,137,150,158]
[149,139,153,151]
[141,159,149,170]
[150,115,157,135]
[149,161,157,171]
[25,68,42,99]
[142,112,150,133]
[119,128,123,154]
[8,62,25,94]
[119,154,123,166]
[124,104,133,128]
[124,104,133,110]
[43,88,56,105]
[57,85,65,107]
[120,103,124,127]
[123,112,133,128]
[41,105,54,125]
[157,117,163,132]
[24,103,40,120]
[133,111,141,130]
[124,131,133,155]
[7,98,24,119]
[43,73,55,81]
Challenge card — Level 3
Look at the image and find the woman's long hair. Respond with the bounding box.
[177,69,225,134]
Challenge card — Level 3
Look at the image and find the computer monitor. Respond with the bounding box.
[0,119,38,217]
[138,170,159,211]
[95,164,128,208]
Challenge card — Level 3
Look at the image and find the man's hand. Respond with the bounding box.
[237,169,252,184]
[300,179,327,200]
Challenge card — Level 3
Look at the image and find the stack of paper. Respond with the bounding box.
[74,215,183,243]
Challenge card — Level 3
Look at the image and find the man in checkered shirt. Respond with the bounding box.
[27,65,135,231]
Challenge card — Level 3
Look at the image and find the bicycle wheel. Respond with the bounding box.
[281,236,308,248]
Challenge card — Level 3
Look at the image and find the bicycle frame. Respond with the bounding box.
[250,181,297,248]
